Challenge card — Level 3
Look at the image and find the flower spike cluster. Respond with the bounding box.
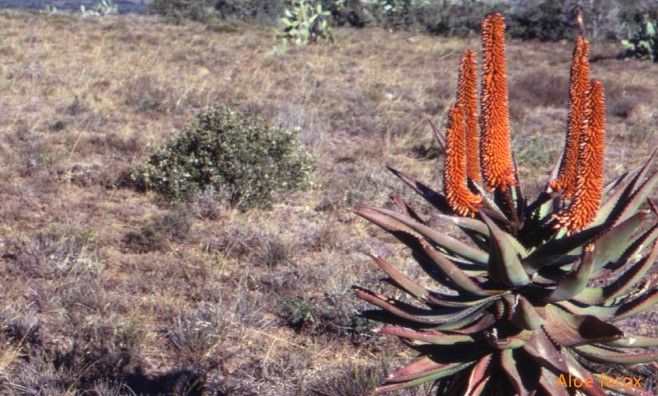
[554,80,606,232]
[479,13,515,192]
[550,36,590,198]
[441,16,605,232]
[456,50,481,184]
[357,13,658,396]
[443,104,483,217]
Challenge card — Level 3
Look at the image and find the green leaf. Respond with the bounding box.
[546,244,595,302]
[376,358,476,393]
[354,287,492,325]
[509,295,544,330]
[500,349,530,396]
[591,210,648,272]
[419,241,491,296]
[432,213,489,237]
[368,253,429,302]
[523,223,606,272]
[572,344,658,364]
[595,150,656,226]
[377,326,476,345]
[543,305,622,347]
[538,368,570,396]
[615,170,658,225]
[463,354,493,396]
[604,334,658,348]
[562,350,608,396]
[615,289,658,321]
[354,205,489,266]
[522,330,569,374]
[481,213,530,287]
[386,166,452,212]
[576,225,658,304]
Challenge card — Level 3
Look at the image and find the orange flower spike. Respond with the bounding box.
[457,50,481,184]
[554,80,605,233]
[480,13,515,192]
[550,36,590,198]
[444,104,483,217]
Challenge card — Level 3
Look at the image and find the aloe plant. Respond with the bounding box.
[354,13,658,395]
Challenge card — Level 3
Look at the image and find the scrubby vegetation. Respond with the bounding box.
[0,5,656,396]
[145,0,656,42]
[126,107,314,210]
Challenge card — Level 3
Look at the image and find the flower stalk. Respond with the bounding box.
[554,80,606,232]
[550,36,590,198]
[456,50,481,185]
[444,104,483,218]
[480,13,515,193]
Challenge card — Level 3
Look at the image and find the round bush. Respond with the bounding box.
[128,107,314,210]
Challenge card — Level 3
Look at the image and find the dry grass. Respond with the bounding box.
[0,9,656,395]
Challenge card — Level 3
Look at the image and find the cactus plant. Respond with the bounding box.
[354,13,658,395]
[621,10,658,62]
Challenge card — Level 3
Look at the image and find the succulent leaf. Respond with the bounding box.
[546,243,595,302]
[464,354,493,396]
[509,295,544,330]
[543,305,622,346]
[590,210,648,271]
[481,212,530,287]
[377,326,476,345]
[572,344,658,364]
[500,349,530,396]
[376,358,476,393]
[368,253,429,302]
[354,205,490,266]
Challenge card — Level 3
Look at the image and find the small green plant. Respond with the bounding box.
[81,0,119,17]
[621,9,658,62]
[126,107,314,210]
[41,5,59,15]
[270,0,334,55]
[278,297,316,331]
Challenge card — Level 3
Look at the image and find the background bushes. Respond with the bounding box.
[148,0,285,23]
[126,107,314,210]
[147,0,654,43]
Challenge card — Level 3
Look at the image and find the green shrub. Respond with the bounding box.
[149,0,284,24]
[149,0,217,24]
[621,9,658,61]
[127,107,314,210]
[273,0,334,54]
[414,1,508,37]
[215,0,284,22]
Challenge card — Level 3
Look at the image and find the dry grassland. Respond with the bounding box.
[0,9,656,395]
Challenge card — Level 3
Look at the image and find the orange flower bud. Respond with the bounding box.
[444,104,483,217]
[480,13,515,192]
[456,50,481,184]
[554,80,605,233]
[550,36,590,198]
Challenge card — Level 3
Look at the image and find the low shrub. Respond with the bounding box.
[149,0,284,24]
[126,107,314,210]
[149,0,217,24]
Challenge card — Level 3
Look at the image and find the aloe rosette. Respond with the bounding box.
[354,13,658,395]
